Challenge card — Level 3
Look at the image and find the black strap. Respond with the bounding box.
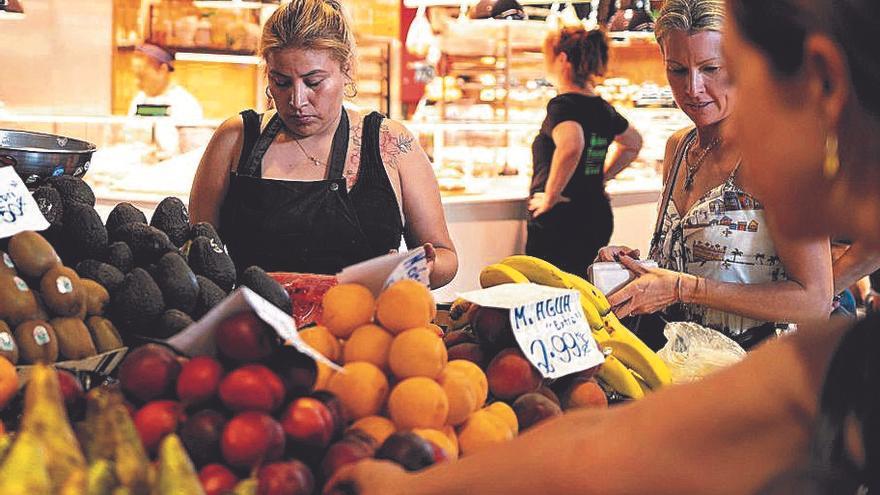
[650,128,697,253]
[237,110,262,173]
[358,112,386,184]
[327,109,351,180]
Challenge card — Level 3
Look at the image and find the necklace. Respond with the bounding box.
[291,136,325,168]
[684,137,722,191]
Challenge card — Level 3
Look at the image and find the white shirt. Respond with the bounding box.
[128,84,204,154]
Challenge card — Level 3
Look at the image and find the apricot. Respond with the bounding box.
[375,280,435,334]
[388,327,448,380]
[326,362,389,420]
[321,284,376,338]
[486,348,542,401]
[388,377,449,430]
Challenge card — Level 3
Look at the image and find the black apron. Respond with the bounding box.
[218,109,404,274]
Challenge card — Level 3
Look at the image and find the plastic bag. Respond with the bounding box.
[657,321,747,384]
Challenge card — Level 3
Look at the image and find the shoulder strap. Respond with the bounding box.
[235,109,262,174]
[650,129,696,250]
[326,109,351,179]
[358,112,387,183]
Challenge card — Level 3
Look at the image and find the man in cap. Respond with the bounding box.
[128,44,203,122]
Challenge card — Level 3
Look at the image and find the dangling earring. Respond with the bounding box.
[344,81,358,99]
[265,86,273,100]
[824,132,840,179]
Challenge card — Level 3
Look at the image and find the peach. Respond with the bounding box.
[447,343,487,369]
[219,365,285,413]
[221,411,285,469]
[512,393,563,431]
[134,400,185,455]
[280,397,336,449]
[320,437,375,480]
[442,329,476,348]
[176,356,224,406]
[180,409,227,467]
[118,344,181,403]
[215,311,278,363]
[199,464,239,495]
[269,347,318,398]
[486,348,542,401]
[258,460,315,495]
[375,431,436,472]
[472,307,515,353]
[562,378,608,410]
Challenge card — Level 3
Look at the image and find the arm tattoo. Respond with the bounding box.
[379,121,415,169]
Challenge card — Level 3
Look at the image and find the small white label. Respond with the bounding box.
[33,325,51,346]
[56,276,73,294]
[460,284,604,379]
[0,332,14,351]
[0,167,51,238]
[13,276,28,292]
[2,252,13,269]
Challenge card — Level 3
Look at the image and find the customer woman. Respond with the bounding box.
[324,0,879,492]
[526,26,642,276]
[597,0,832,347]
[189,0,457,288]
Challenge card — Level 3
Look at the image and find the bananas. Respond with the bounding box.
[596,355,644,400]
[479,254,673,399]
[479,263,530,288]
[500,255,571,288]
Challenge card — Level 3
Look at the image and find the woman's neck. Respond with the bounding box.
[557,81,595,96]
[694,119,726,149]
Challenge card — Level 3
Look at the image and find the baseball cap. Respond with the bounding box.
[136,44,175,72]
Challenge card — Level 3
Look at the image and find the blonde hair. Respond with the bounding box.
[260,0,357,80]
[654,0,725,43]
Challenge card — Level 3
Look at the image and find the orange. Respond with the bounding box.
[327,362,389,420]
[444,361,488,404]
[388,328,448,380]
[387,377,449,430]
[485,401,519,436]
[299,326,342,363]
[343,324,394,369]
[413,428,459,459]
[0,356,18,410]
[349,415,396,445]
[426,323,444,337]
[438,361,488,426]
[457,409,513,456]
[313,362,335,392]
[321,284,376,338]
[375,280,435,334]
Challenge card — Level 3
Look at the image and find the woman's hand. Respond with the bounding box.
[324,460,411,495]
[423,242,437,275]
[607,255,688,318]
[528,192,571,218]
[595,246,641,263]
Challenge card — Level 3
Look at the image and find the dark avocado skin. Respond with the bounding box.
[188,236,236,292]
[239,265,292,314]
[154,252,199,315]
[110,268,165,335]
[193,275,227,319]
[151,197,191,248]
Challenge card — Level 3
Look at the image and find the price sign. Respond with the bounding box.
[338,246,430,297]
[384,247,430,290]
[460,284,604,379]
[0,167,50,239]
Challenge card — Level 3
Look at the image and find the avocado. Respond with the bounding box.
[239,266,292,314]
[0,251,16,277]
[31,185,64,227]
[14,320,59,364]
[0,274,39,326]
[111,223,176,267]
[187,236,236,292]
[62,203,108,262]
[153,252,199,315]
[8,231,61,278]
[189,222,224,248]
[46,175,95,207]
[151,197,190,247]
[194,275,227,319]
[104,241,133,274]
[50,317,98,360]
[153,309,194,339]
[75,259,124,293]
[40,265,86,317]
[81,279,110,316]
[105,202,147,236]
[0,321,19,364]
[85,316,124,353]
[110,268,165,335]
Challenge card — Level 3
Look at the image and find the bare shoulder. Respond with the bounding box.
[378,117,420,170]
[204,114,246,173]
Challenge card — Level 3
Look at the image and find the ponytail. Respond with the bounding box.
[549,27,610,87]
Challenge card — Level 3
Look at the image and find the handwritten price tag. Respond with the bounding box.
[460,284,604,379]
[384,247,430,290]
[0,167,50,239]
[338,246,430,297]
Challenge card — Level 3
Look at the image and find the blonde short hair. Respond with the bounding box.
[260,0,356,79]
[654,0,725,43]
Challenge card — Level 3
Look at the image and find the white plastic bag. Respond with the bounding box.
[657,321,747,384]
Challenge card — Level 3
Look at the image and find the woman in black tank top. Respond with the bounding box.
[188,0,457,287]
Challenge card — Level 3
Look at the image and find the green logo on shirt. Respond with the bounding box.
[583,134,609,176]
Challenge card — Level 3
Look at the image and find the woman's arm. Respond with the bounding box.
[832,241,880,294]
[528,122,585,217]
[326,320,846,495]
[603,124,643,180]
[188,116,244,227]
[382,119,457,289]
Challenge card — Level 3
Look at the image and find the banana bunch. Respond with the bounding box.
[479,255,672,399]
[0,366,204,495]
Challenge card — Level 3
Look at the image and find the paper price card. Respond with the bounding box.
[338,246,429,297]
[460,284,605,379]
[0,167,50,239]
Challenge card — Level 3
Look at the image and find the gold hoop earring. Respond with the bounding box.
[344,82,358,99]
[265,86,273,100]
[824,133,840,179]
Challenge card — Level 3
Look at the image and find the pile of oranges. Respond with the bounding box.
[301,280,518,458]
